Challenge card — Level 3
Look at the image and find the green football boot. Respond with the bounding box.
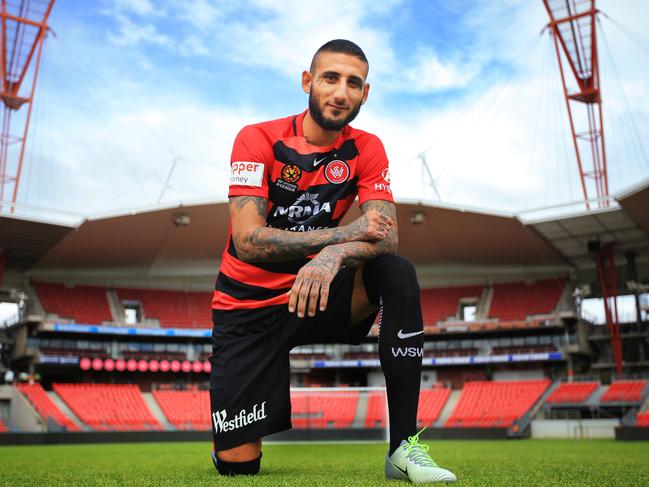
[385,429,457,484]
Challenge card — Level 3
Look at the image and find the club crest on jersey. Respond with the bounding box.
[324,160,350,184]
[272,192,331,225]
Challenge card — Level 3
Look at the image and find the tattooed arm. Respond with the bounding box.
[229,196,393,263]
[288,200,398,317]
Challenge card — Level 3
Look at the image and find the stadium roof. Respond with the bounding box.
[0,214,74,271]
[2,178,647,289]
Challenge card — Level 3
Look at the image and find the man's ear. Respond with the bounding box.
[302,70,313,94]
[361,82,370,105]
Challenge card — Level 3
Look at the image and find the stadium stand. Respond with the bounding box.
[16,383,81,431]
[445,380,551,427]
[115,288,212,328]
[364,388,451,428]
[365,391,386,428]
[420,285,484,325]
[53,383,161,431]
[636,411,649,427]
[491,345,557,355]
[34,281,113,324]
[488,279,565,321]
[152,390,210,430]
[545,382,599,404]
[0,418,7,432]
[290,391,359,429]
[600,381,648,403]
[41,347,110,359]
[417,388,452,427]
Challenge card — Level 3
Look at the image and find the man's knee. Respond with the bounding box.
[363,254,419,303]
[213,441,262,476]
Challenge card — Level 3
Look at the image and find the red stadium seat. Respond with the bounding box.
[0,418,7,432]
[445,380,550,428]
[601,381,648,403]
[488,280,565,321]
[116,288,212,329]
[636,410,649,427]
[16,383,81,431]
[34,282,113,324]
[420,286,484,325]
[545,382,598,404]
[152,390,211,430]
[290,391,359,429]
[53,383,161,431]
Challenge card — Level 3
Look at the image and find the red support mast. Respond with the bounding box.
[0,0,54,212]
[542,0,608,210]
[543,0,623,375]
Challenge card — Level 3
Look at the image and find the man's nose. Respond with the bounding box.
[332,81,347,103]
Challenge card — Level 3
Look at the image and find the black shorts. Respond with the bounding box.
[209,265,378,451]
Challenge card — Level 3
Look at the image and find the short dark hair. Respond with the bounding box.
[310,39,369,73]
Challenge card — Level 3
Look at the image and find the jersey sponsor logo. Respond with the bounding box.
[382,168,391,183]
[374,182,392,193]
[397,329,424,339]
[391,347,423,358]
[230,161,264,187]
[324,160,350,184]
[272,192,332,224]
[212,401,268,434]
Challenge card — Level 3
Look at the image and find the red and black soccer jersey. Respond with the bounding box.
[212,110,393,323]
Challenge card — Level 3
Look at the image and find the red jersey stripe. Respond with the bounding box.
[211,290,289,310]
[219,252,296,290]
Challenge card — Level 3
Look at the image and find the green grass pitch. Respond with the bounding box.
[1,439,648,486]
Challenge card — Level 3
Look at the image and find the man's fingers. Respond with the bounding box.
[319,279,330,312]
[307,277,321,317]
[297,278,312,318]
[288,277,302,313]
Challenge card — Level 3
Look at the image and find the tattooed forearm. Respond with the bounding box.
[318,200,399,268]
[228,196,394,263]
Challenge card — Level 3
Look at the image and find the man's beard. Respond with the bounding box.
[308,92,362,132]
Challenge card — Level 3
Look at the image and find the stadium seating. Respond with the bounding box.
[600,381,648,403]
[116,288,212,328]
[34,281,113,324]
[53,383,161,431]
[445,380,550,427]
[0,418,7,432]
[290,391,359,429]
[545,382,599,404]
[420,286,484,325]
[365,391,386,428]
[16,383,81,431]
[636,410,649,427]
[121,351,187,361]
[152,390,210,430]
[488,280,565,321]
[417,388,452,427]
[364,388,451,428]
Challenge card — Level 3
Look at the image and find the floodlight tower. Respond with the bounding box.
[543,0,623,376]
[0,0,55,211]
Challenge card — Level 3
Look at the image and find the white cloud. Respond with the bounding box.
[107,14,172,47]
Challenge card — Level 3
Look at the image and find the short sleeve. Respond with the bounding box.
[228,125,272,199]
[356,134,394,205]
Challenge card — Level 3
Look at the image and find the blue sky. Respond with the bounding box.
[9,0,649,221]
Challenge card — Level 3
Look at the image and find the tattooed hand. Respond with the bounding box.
[288,247,343,317]
[346,209,393,243]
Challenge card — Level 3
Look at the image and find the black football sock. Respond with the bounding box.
[213,451,262,476]
[363,254,423,456]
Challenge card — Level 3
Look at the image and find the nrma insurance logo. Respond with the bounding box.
[272,192,331,225]
[212,401,268,434]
